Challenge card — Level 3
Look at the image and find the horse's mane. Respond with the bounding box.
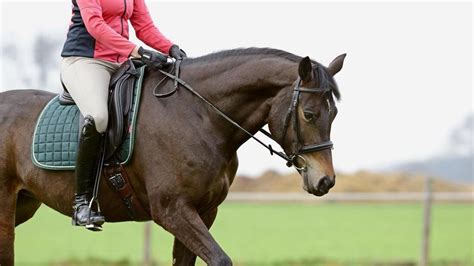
[185,47,340,100]
[187,47,302,63]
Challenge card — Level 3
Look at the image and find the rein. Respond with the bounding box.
[154,60,334,171]
[152,60,182,97]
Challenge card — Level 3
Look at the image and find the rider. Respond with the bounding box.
[60,0,186,230]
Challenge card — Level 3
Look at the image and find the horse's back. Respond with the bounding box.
[0,90,54,177]
[0,89,54,127]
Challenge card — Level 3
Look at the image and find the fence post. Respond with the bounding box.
[144,221,153,266]
[420,176,433,266]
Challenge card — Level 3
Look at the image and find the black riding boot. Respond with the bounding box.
[72,115,105,230]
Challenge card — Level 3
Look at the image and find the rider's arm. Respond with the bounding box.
[76,0,137,58]
[130,0,174,55]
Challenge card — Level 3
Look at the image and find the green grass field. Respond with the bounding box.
[14,203,473,265]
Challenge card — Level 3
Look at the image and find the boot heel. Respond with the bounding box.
[86,223,103,232]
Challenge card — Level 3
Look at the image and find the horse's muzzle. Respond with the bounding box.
[307,175,335,196]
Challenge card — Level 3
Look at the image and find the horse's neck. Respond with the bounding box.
[188,56,297,150]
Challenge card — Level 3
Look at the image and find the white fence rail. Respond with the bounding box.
[225,192,473,202]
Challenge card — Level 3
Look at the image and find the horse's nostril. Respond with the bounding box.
[318,176,327,190]
[318,176,335,191]
[323,177,330,187]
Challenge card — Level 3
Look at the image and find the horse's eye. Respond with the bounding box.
[303,111,314,122]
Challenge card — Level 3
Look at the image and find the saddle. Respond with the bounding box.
[59,59,144,160]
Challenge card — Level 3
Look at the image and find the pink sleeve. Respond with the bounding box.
[130,0,174,55]
[76,0,136,58]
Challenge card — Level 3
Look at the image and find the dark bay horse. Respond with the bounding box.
[0,48,345,266]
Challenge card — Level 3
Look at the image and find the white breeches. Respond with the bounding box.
[60,57,120,133]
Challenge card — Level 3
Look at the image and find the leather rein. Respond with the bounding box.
[154,60,333,172]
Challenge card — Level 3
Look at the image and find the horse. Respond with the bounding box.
[0,47,345,266]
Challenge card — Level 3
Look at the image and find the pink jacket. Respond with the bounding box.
[61,0,174,63]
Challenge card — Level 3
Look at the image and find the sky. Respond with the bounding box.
[0,0,472,176]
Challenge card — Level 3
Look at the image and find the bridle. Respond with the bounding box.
[156,60,334,172]
[259,77,333,171]
[286,77,333,168]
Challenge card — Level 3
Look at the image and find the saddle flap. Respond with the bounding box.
[105,60,138,159]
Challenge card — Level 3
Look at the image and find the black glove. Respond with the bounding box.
[138,47,169,69]
[169,45,187,60]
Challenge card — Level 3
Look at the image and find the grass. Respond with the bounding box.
[14,203,473,265]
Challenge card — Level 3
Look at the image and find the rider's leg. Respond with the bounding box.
[60,57,120,229]
[72,115,105,227]
[61,57,119,132]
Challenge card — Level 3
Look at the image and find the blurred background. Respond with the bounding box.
[1,0,472,265]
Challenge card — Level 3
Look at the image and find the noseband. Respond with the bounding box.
[278,77,334,170]
[157,63,334,172]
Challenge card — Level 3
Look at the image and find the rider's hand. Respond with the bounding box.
[169,45,187,60]
[137,46,168,69]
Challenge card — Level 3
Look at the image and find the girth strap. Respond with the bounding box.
[103,162,150,221]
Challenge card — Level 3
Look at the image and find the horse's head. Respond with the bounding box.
[269,54,346,196]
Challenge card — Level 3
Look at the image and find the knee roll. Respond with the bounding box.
[87,113,108,133]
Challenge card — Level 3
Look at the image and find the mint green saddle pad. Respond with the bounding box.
[31,66,145,170]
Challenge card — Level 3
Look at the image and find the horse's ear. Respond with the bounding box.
[298,56,313,82]
[327,53,346,76]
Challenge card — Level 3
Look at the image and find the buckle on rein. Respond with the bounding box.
[268,144,307,172]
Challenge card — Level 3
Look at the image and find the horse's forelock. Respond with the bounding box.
[313,63,341,101]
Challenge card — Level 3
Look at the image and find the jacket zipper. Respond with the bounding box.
[117,0,127,63]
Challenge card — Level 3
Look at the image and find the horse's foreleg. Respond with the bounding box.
[172,208,218,265]
[0,186,18,266]
[153,201,231,266]
[172,238,197,266]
